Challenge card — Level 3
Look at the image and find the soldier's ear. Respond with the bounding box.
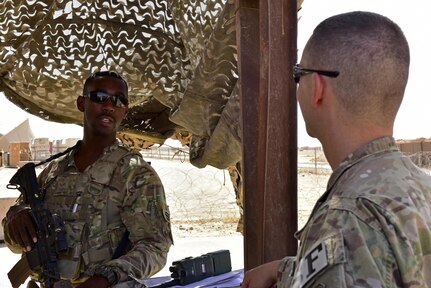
[77,96,85,112]
[311,73,324,108]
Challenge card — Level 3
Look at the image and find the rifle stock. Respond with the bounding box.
[7,254,33,288]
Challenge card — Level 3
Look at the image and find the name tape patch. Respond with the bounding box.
[297,241,329,287]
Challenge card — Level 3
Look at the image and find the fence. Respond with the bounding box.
[142,146,190,162]
[397,140,431,154]
[143,147,331,234]
[395,140,431,173]
[143,155,240,238]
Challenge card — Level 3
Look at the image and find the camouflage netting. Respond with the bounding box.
[0,0,241,169]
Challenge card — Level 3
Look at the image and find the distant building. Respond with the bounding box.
[52,138,80,154]
[9,141,31,167]
[0,118,79,166]
[0,119,34,152]
[31,137,51,161]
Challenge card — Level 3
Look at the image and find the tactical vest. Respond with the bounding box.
[40,145,139,280]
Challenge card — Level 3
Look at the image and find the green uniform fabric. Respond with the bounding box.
[278,137,431,288]
[2,140,173,287]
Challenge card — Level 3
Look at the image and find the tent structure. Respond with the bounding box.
[0,0,241,169]
[0,119,34,152]
[0,0,300,270]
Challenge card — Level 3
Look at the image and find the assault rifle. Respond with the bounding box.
[6,162,69,288]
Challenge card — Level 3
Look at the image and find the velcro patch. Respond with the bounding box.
[297,241,329,287]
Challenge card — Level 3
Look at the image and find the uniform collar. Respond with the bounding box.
[101,139,122,155]
[295,136,399,240]
[328,136,398,190]
[64,139,123,169]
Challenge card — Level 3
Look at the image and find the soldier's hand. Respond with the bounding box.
[6,206,37,252]
[241,260,280,288]
[76,276,109,288]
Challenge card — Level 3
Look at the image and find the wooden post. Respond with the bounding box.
[236,0,263,270]
[236,0,298,270]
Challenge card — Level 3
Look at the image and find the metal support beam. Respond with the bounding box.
[236,0,263,271]
[236,0,298,271]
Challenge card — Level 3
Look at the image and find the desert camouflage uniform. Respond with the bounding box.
[278,137,431,288]
[3,140,173,287]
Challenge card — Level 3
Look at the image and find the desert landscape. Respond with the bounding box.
[152,148,330,238]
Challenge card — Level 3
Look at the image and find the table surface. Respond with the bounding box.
[143,269,244,288]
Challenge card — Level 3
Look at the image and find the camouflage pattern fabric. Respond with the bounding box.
[277,137,431,288]
[0,0,242,169]
[3,140,173,287]
[227,162,243,233]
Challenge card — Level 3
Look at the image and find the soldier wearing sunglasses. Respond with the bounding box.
[3,71,173,287]
[242,11,431,288]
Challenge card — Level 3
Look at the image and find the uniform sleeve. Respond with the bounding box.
[2,197,31,254]
[277,256,296,288]
[105,157,173,281]
[288,204,400,288]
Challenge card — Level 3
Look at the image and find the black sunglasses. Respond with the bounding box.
[84,90,128,108]
[293,64,339,84]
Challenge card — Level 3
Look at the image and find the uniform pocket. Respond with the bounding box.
[57,221,86,280]
[76,181,108,229]
[43,172,81,218]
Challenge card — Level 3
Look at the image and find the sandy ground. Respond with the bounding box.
[0,150,330,287]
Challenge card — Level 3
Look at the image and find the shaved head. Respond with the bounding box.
[302,11,410,125]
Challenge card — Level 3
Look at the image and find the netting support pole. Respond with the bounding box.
[236,0,298,271]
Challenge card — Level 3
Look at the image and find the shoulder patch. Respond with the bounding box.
[297,241,329,287]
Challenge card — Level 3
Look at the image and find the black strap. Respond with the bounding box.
[35,141,81,167]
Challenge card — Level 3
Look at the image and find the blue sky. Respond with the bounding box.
[0,0,430,147]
